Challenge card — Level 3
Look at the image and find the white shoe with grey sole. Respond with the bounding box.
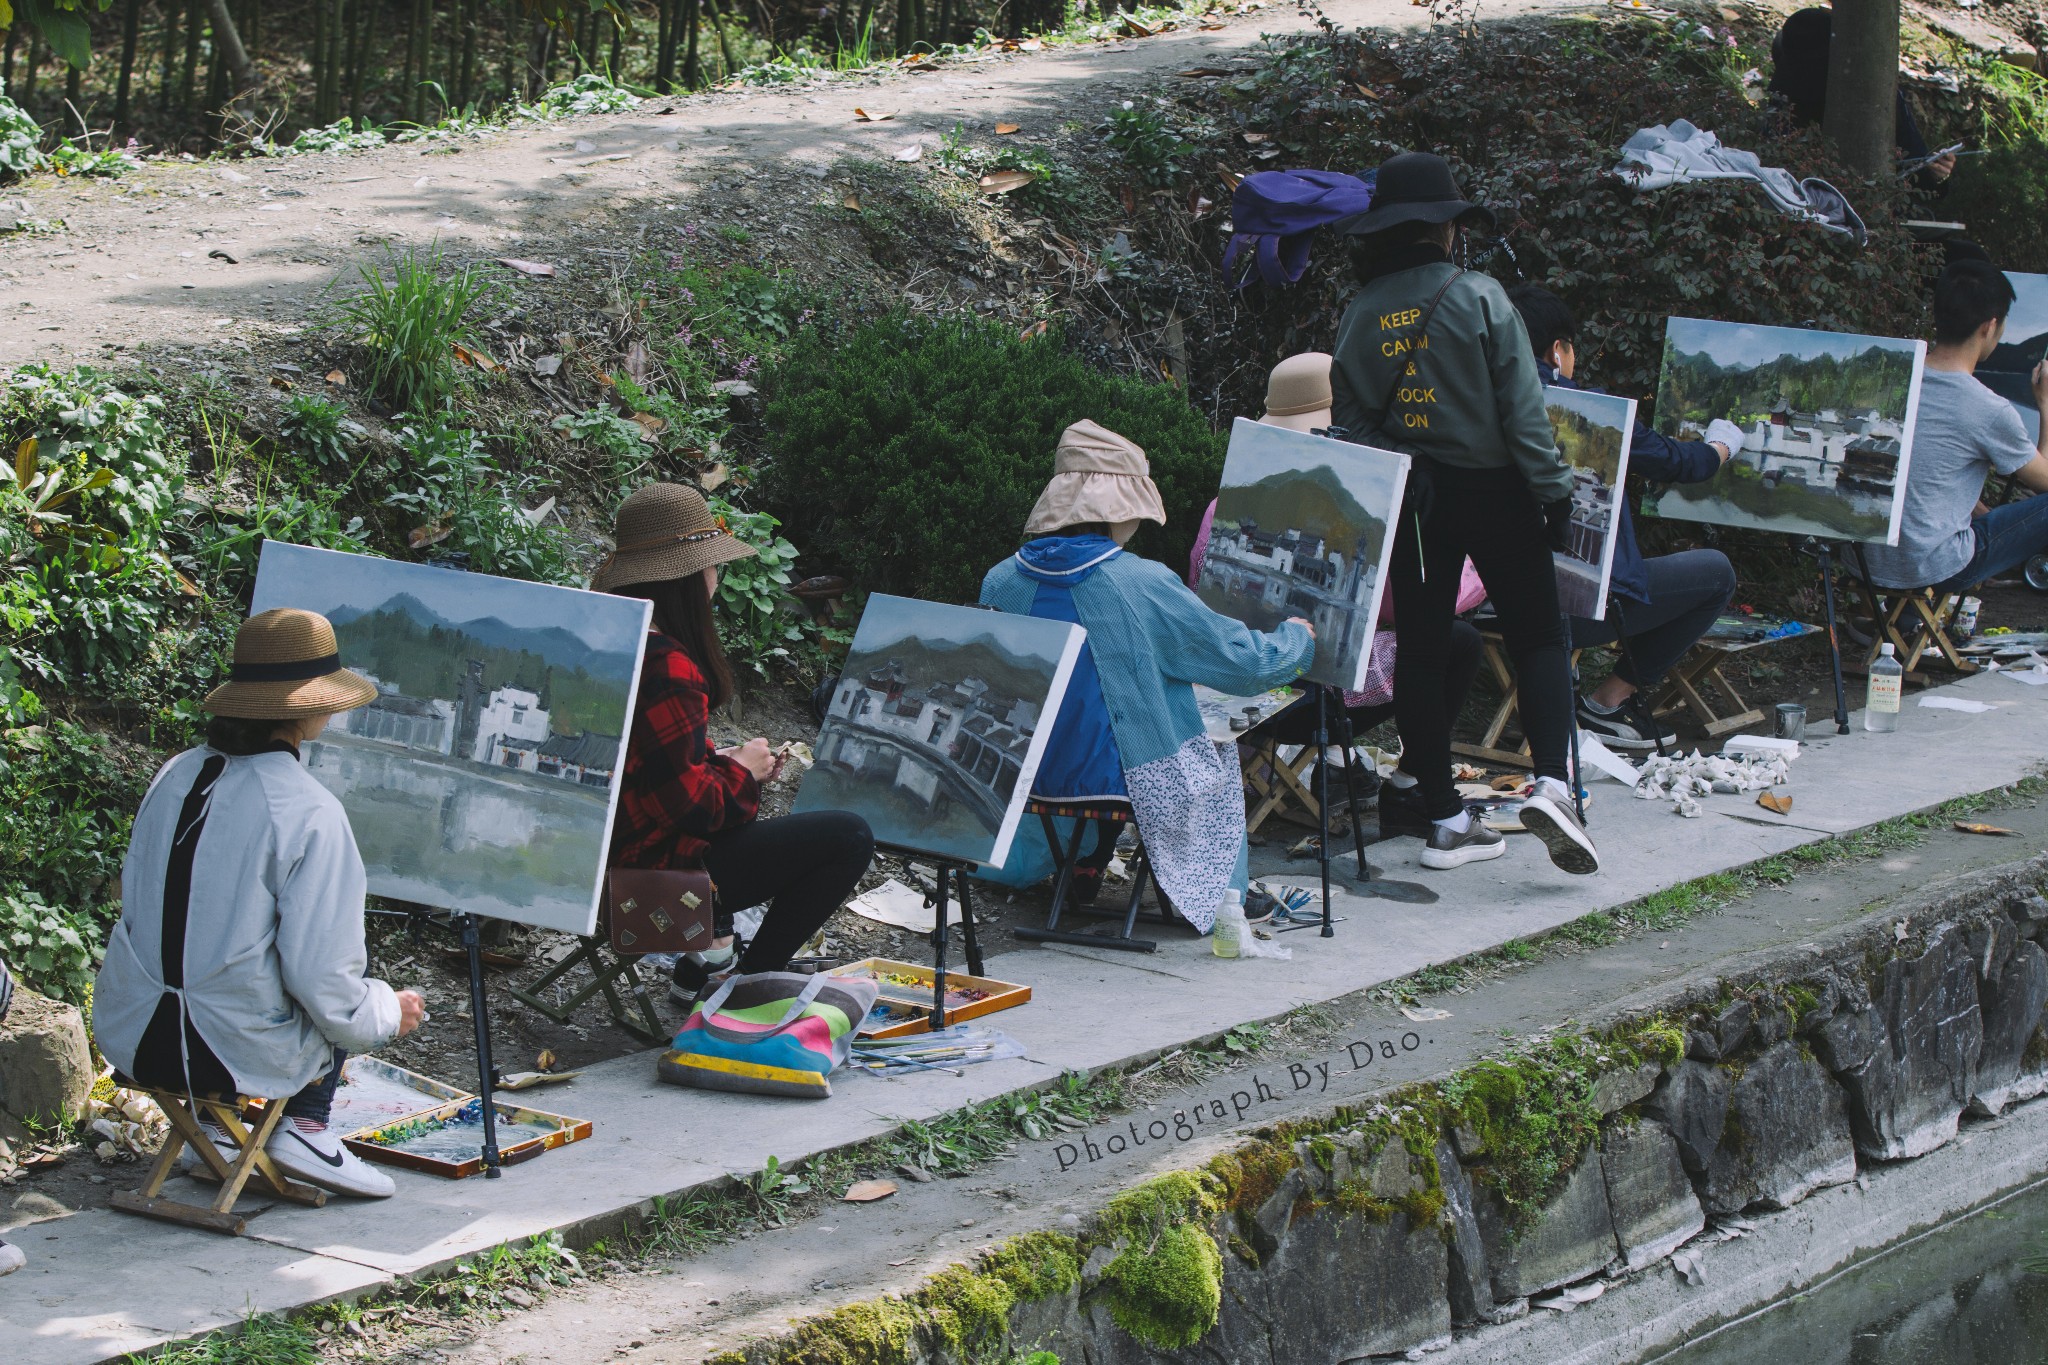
[266,1122,396,1198]
[1420,819,1507,869]
[1519,792,1601,875]
[0,1238,24,1276]
[180,1121,243,1183]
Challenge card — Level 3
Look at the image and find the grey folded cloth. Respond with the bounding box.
[1613,118,1866,245]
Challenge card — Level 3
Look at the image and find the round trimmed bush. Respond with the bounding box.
[758,311,1224,604]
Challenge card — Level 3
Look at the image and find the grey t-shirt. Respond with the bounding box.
[1864,369,2037,589]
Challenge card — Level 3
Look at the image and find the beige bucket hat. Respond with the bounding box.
[1259,352,1333,433]
[1023,420,1168,535]
[203,608,379,719]
[593,483,757,592]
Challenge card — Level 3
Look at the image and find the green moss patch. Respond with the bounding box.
[1088,1174,1225,1352]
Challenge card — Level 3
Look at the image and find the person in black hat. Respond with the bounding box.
[1328,152,1599,876]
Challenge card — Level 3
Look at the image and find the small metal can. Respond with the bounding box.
[1774,702,1807,742]
[1954,596,1981,641]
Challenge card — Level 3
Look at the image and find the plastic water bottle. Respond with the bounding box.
[1865,643,1902,732]
[1212,890,1245,959]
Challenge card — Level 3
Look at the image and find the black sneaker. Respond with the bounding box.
[1375,782,1434,840]
[1519,789,1601,875]
[1576,696,1676,752]
[1421,818,1506,869]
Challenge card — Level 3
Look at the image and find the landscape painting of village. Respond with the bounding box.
[250,541,651,936]
[1975,271,2048,441]
[1543,385,1636,622]
[1194,418,1409,691]
[1643,317,1924,545]
[792,595,1082,868]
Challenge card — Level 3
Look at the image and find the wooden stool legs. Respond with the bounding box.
[111,1092,327,1236]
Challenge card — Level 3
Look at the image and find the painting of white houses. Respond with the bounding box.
[1195,418,1409,691]
[1644,318,1923,545]
[792,595,1082,868]
[1975,271,2048,441]
[250,542,650,936]
[1543,386,1636,621]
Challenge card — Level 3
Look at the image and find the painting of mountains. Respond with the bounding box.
[1195,418,1409,691]
[250,542,652,936]
[1544,386,1636,621]
[1644,318,1923,545]
[792,595,1083,868]
[1978,272,2048,441]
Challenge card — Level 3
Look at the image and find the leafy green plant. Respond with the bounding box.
[49,140,138,177]
[1105,100,1190,186]
[0,720,144,918]
[385,413,574,583]
[0,91,44,179]
[553,406,656,481]
[333,247,498,411]
[517,72,642,119]
[282,118,390,154]
[0,890,98,1005]
[747,1154,811,1225]
[276,392,359,470]
[760,311,1224,602]
[707,495,803,677]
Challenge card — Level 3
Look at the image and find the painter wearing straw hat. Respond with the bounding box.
[598,484,874,1004]
[92,609,426,1200]
[979,420,1316,933]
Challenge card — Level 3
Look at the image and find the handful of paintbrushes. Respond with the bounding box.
[849,1024,1024,1077]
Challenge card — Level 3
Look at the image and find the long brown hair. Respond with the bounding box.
[613,572,736,709]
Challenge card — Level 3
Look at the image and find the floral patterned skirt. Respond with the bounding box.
[1124,735,1244,934]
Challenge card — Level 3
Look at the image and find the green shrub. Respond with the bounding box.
[706,495,804,678]
[334,247,498,411]
[386,413,575,584]
[759,312,1224,602]
[0,720,144,916]
[0,90,43,179]
[277,392,360,471]
[0,889,99,1005]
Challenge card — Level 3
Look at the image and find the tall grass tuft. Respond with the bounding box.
[335,247,497,411]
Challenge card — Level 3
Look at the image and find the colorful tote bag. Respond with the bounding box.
[657,971,880,1098]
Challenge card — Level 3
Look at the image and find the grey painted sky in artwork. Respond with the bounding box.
[1667,317,1918,371]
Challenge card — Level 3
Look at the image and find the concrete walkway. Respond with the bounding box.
[5,670,2046,1363]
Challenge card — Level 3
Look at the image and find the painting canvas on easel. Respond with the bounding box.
[1975,271,2048,441]
[250,541,651,937]
[792,595,1083,869]
[1642,317,1925,546]
[1194,418,1409,691]
[1542,385,1637,622]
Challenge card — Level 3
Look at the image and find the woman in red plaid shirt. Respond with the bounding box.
[598,484,874,1003]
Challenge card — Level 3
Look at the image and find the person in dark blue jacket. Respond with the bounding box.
[1508,287,1741,752]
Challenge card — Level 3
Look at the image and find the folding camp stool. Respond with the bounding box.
[510,930,668,1045]
[1014,797,1175,953]
[1240,734,1324,835]
[1842,545,1979,684]
[110,1088,326,1235]
[1449,630,1587,770]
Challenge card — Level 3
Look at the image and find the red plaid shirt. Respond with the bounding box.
[610,633,759,869]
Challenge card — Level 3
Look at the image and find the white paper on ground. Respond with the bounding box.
[1572,729,1641,785]
[1917,695,1997,713]
[1721,734,1802,760]
[846,877,937,933]
[2001,664,2048,686]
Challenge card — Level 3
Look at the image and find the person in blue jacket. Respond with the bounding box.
[1508,287,1742,752]
[981,420,1316,933]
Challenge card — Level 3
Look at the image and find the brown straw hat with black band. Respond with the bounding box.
[593,482,757,593]
[203,608,379,719]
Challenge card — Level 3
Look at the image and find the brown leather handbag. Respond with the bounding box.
[605,869,718,955]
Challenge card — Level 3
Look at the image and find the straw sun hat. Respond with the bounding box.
[1259,352,1333,433]
[1023,420,1169,536]
[593,483,757,593]
[203,608,378,719]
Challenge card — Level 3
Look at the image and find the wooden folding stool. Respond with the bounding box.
[111,1089,326,1235]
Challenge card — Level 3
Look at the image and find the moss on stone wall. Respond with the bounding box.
[1085,1171,1226,1351]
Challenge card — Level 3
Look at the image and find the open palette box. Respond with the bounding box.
[828,957,1031,1039]
[330,1057,591,1179]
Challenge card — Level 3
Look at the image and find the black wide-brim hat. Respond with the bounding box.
[1332,152,1497,236]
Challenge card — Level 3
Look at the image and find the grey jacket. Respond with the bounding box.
[1330,261,1574,504]
[94,747,400,1098]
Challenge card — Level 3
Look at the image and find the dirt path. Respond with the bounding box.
[0,0,1590,371]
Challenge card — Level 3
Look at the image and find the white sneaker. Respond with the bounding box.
[266,1120,397,1198]
[0,1238,24,1276]
[181,1119,243,1183]
[1519,790,1601,875]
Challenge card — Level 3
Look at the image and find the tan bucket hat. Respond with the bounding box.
[593,483,757,592]
[203,608,379,719]
[1259,352,1333,433]
[1023,420,1168,535]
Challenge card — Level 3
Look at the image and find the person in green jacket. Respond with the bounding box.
[1329,152,1599,876]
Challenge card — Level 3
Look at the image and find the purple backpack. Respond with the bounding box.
[1222,169,1375,290]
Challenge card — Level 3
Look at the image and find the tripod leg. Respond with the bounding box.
[1315,686,1333,937]
[1333,690,1369,882]
[459,913,502,1178]
[1560,614,1586,826]
[1819,546,1851,734]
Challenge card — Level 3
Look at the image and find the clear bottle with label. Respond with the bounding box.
[1211,890,1245,959]
[1865,642,1902,732]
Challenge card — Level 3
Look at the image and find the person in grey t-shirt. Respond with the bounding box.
[1864,261,2048,590]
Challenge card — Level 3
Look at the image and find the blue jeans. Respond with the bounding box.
[1935,493,2048,591]
[282,1048,347,1124]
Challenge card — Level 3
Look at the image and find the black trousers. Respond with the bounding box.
[1570,549,1737,689]
[1263,620,1485,758]
[700,811,874,972]
[1392,465,1571,819]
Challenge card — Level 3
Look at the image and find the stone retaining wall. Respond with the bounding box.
[718,854,2048,1365]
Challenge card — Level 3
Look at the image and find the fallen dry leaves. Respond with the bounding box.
[1757,790,1793,815]
[493,257,556,277]
[978,170,1036,194]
